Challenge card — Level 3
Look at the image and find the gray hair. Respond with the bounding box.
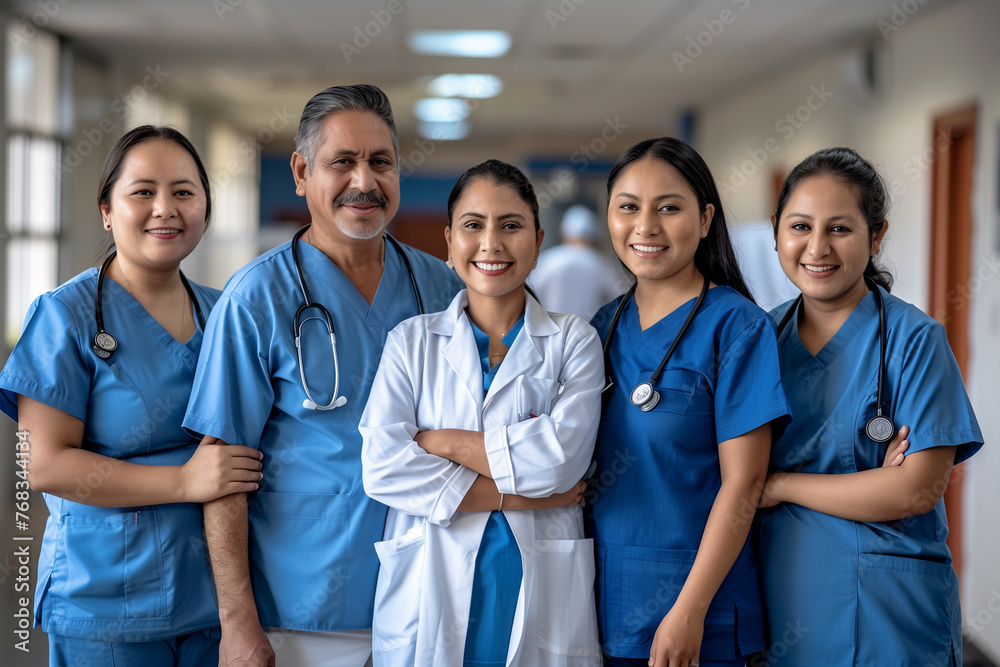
[294,83,399,171]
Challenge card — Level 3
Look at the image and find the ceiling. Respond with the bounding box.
[3,0,954,148]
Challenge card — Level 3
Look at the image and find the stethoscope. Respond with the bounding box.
[291,223,424,411]
[93,251,205,360]
[602,275,710,412]
[776,279,895,443]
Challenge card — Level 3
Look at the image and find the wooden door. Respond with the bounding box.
[928,103,977,579]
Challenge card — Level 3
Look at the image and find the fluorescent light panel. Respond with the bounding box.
[414,97,471,123]
[417,121,470,141]
[408,31,511,58]
[427,74,502,98]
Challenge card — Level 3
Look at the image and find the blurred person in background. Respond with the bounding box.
[530,203,623,320]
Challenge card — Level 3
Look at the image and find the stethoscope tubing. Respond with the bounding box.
[776,279,894,443]
[93,250,204,359]
[290,223,423,411]
[602,275,710,411]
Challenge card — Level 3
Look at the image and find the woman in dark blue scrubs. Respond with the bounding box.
[757,147,982,666]
[588,137,790,667]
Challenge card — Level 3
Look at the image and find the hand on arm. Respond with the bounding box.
[760,425,911,510]
[204,492,275,667]
[18,395,262,507]
[650,423,771,667]
[180,435,264,501]
[881,425,910,467]
[760,425,956,522]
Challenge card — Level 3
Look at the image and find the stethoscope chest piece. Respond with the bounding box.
[630,382,660,411]
[865,414,895,443]
[93,332,117,359]
[92,250,204,362]
[779,279,896,445]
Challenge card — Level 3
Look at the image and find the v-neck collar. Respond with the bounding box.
[622,286,712,352]
[101,275,202,361]
[785,289,878,367]
[295,236,405,339]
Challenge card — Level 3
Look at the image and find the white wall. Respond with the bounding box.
[697,0,1000,658]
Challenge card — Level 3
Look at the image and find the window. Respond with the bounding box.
[4,25,61,344]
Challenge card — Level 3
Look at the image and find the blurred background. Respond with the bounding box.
[0,0,998,664]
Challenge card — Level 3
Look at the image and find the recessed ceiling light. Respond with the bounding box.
[414,98,471,123]
[408,31,511,58]
[417,121,470,141]
[426,74,503,98]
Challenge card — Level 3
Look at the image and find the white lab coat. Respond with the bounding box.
[360,290,604,667]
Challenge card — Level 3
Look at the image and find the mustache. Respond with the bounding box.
[335,190,388,208]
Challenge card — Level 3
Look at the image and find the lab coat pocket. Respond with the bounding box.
[516,375,561,420]
[61,509,166,620]
[857,553,959,665]
[534,538,601,658]
[373,524,426,657]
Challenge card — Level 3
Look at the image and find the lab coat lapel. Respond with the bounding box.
[483,295,557,412]
[430,291,485,410]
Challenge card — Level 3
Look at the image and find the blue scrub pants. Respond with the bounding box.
[48,629,219,667]
[604,656,745,667]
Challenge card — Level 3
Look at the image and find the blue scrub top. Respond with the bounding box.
[183,236,462,632]
[759,287,983,666]
[0,268,221,642]
[587,286,790,661]
[464,315,524,666]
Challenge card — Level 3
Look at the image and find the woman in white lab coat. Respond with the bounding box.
[360,159,604,667]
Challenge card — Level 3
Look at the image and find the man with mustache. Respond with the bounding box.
[183,84,462,667]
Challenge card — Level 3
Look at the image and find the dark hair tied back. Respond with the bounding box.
[773,146,893,291]
[447,159,540,231]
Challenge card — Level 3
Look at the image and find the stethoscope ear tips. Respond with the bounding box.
[302,395,348,411]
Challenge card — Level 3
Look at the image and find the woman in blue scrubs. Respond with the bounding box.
[588,137,790,667]
[757,147,982,666]
[0,126,263,666]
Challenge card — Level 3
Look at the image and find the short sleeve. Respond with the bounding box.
[714,315,791,443]
[0,293,91,423]
[894,322,982,464]
[590,295,626,343]
[182,292,273,447]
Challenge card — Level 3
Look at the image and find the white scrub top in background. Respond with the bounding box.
[183,237,462,633]
[530,244,624,320]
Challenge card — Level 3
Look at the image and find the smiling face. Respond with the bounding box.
[291,109,400,243]
[607,157,712,288]
[445,177,543,304]
[100,139,207,272]
[774,174,886,310]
